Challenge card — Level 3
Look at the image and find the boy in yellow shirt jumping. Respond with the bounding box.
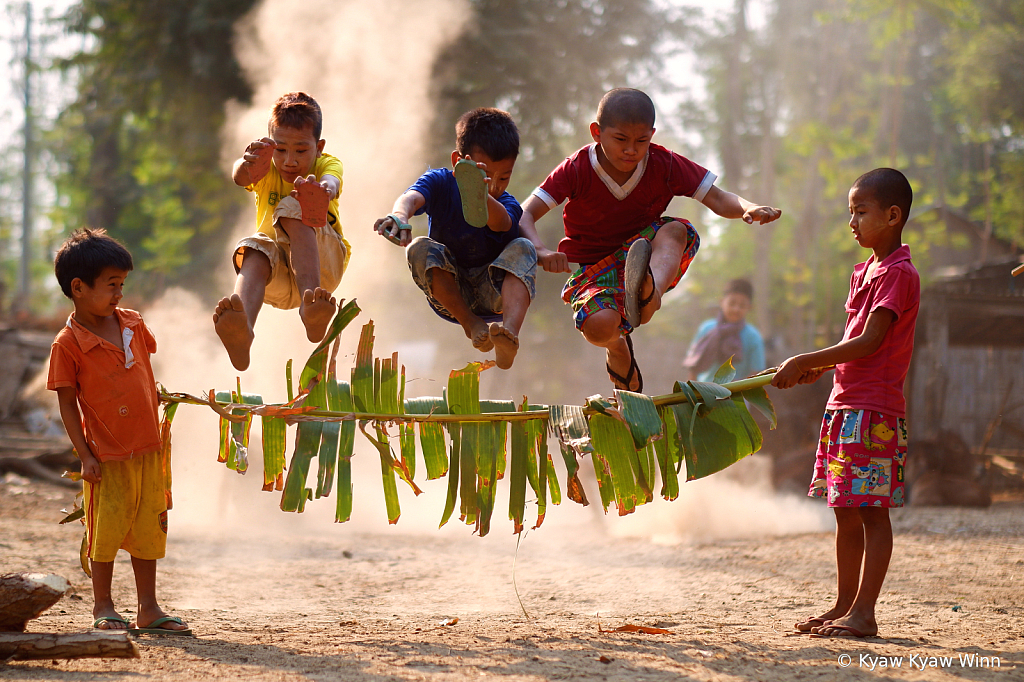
[214,92,351,370]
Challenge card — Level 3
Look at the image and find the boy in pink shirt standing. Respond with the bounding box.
[519,88,780,392]
[772,168,920,638]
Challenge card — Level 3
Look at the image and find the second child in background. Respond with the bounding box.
[374,108,536,370]
[683,278,766,381]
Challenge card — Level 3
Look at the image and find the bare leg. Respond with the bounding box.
[489,274,530,369]
[429,268,493,352]
[131,557,187,631]
[798,506,862,631]
[639,221,689,325]
[582,309,639,391]
[90,560,125,629]
[214,249,270,371]
[278,217,336,343]
[815,507,890,637]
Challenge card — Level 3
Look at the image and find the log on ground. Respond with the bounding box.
[0,632,140,660]
[0,573,69,631]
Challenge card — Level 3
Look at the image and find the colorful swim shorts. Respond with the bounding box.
[561,217,700,335]
[810,409,908,508]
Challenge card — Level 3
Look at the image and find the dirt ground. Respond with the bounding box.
[1,470,1022,682]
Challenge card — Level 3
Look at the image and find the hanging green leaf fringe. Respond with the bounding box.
[160,301,778,536]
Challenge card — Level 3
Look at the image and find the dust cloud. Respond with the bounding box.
[136,0,829,549]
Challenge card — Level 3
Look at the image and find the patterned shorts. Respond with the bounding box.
[560,217,700,335]
[810,409,908,508]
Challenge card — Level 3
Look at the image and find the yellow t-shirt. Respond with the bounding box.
[246,152,348,244]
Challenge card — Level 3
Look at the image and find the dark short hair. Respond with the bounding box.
[852,168,913,228]
[269,92,323,140]
[54,229,133,299]
[597,88,656,129]
[724,278,753,300]
[455,108,519,161]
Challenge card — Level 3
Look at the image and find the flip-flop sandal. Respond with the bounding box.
[810,624,870,638]
[382,213,411,245]
[128,616,193,637]
[454,159,489,228]
[92,616,129,630]
[606,334,643,393]
[795,616,829,632]
[295,182,329,228]
[624,238,653,328]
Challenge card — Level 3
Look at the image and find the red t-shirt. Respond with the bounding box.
[533,143,715,263]
[47,308,162,462]
[827,245,920,418]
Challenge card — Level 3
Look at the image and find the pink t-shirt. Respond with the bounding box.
[827,245,920,418]
[533,143,715,263]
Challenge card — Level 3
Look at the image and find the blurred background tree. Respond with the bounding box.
[46,0,259,298]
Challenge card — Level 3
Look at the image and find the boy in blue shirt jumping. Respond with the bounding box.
[374,108,536,369]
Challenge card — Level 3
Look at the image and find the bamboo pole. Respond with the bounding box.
[160,372,778,424]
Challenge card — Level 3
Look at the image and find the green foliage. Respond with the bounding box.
[47,0,259,297]
[203,311,777,535]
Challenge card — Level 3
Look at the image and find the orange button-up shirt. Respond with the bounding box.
[47,308,162,462]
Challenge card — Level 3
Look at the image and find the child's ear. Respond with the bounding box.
[450,149,461,168]
[70,277,85,299]
[888,205,902,227]
[316,139,325,157]
[589,121,602,143]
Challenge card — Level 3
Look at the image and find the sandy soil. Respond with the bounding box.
[1,468,1022,682]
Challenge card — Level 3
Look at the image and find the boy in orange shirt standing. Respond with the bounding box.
[48,229,189,635]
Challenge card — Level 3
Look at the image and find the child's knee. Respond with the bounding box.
[581,310,621,345]
[654,220,688,245]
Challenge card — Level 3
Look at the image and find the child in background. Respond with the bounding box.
[683,278,765,381]
[518,88,780,392]
[772,168,920,638]
[373,108,536,370]
[214,92,351,371]
[48,229,189,634]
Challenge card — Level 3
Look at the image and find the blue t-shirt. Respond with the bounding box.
[410,168,523,269]
[689,318,766,383]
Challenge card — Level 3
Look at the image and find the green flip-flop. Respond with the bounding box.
[128,615,193,637]
[454,159,489,227]
[382,213,411,245]
[92,616,129,630]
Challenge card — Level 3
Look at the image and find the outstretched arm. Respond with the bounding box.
[55,386,101,484]
[372,190,425,247]
[772,308,896,389]
[518,196,570,273]
[232,137,275,187]
[701,185,782,225]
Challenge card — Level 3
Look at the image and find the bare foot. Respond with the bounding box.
[300,288,337,343]
[488,322,519,369]
[134,606,189,632]
[795,610,845,632]
[213,294,254,371]
[92,608,127,630]
[464,319,493,353]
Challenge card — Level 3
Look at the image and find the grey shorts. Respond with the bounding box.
[406,236,537,323]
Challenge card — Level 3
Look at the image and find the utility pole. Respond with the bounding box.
[16,2,33,314]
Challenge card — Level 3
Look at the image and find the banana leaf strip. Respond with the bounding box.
[615,390,663,450]
[335,380,355,523]
[589,413,641,515]
[683,393,763,481]
[713,357,737,385]
[405,397,448,479]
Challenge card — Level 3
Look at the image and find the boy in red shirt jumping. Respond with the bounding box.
[519,88,780,392]
[773,168,920,638]
[49,229,189,634]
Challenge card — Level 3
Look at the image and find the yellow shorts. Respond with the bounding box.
[84,453,168,562]
[232,195,350,310]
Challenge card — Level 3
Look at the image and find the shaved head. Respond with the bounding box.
[597,88,656,130]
